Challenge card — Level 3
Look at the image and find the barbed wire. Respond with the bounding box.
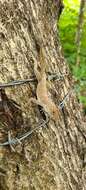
[59,89,73,109]
[0,72,73,149]
[0,72,68,88]
[0,73,85,149]
[0,77,36,88]
[0,89,72,149]
[0,113,49,150]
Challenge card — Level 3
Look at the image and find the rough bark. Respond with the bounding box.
[0,0,86,190]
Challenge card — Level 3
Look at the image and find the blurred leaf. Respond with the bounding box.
[59,0,86,107]
[79,96,86,105]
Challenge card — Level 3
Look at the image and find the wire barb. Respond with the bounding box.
[8,131,15,151]
[59,89,73,109]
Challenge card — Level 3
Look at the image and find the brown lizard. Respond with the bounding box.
[30,48,60,122]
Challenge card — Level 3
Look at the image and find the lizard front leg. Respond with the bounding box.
[29,97,42,107]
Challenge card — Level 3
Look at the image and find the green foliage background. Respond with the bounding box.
[59,0,86,108]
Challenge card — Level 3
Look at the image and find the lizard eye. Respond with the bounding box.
[52,110,55,114]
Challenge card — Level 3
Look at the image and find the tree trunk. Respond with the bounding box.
[0,0,86,189]
[75,0,86,65]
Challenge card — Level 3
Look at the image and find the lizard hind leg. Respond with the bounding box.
[29,97,42,107]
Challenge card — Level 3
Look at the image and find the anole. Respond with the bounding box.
[30,48,60,121]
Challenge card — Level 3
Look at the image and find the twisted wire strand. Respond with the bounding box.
[0,113,49,147]
[0,73,68,88]
[0,72,72,148]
